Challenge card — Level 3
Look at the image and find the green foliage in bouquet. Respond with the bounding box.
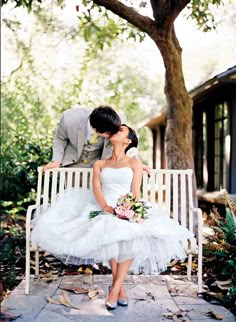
[115,193,150,222]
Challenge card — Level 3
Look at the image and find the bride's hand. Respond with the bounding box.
[102,205,114,214]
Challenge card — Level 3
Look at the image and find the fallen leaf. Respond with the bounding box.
[47,291,81,310]
[206,291,224,300]
[168,259,179,267]
[59,290,74,308]
[60,286,89,294]
[205,310,223,320]
[77,267,93,275]
[60,290,81,310]
[163,309,188,320]
[84,267,93,275]
[215,279,232,286]
[88,288,99,299]
[47,297,62,305]
[39,272,52,278]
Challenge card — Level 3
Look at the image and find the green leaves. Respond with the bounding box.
[187,0,223,32]
[79,5,145,58]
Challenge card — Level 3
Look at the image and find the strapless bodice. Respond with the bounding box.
[100,167,133,207]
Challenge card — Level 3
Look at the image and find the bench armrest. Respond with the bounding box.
[189,207,203,251]
[26,205,38,240]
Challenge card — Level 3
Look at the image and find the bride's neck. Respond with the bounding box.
[110,145,126,161]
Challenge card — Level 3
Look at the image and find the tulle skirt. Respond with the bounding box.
[31,188,193,274]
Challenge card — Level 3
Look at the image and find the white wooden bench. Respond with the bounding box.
[25,167,202,294]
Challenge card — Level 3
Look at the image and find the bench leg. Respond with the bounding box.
[197,235,203,293]
[187,253,192,281]
[35,250,40,276]
[25,240,30,294]
[197,210,203,294]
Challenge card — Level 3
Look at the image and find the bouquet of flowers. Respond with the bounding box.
[89,193,150,224]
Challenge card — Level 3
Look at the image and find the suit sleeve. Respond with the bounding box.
[52,113,69,163]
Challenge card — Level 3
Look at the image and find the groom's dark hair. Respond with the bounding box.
[123,124,138,153]
[90,105,121,135]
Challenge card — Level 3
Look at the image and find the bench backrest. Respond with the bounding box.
[36,167,93,209]
[142,169,194,231]
[36,167,194,231]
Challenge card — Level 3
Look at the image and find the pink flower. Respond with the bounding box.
[114,193,149,224]
[126,209,135,218]
[115,206,126,216]
[122,202,132,210]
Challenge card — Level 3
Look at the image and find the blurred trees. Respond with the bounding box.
[1,2,163,205]
[3,0,227,207]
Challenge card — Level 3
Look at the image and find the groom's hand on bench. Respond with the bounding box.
[42,161,61,172]
[142,164,151,177]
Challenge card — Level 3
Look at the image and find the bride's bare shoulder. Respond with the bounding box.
[129,157,142,168]
[93,159,106,170]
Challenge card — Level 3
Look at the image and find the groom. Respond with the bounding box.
[42,105,125,171]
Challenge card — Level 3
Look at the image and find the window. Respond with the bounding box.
[194,111,207,189]
[214,102,229,190]
[194,101,230,192]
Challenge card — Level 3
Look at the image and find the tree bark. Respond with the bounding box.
[152,27,194,170]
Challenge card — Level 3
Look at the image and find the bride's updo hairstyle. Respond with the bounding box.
[122,124,138,153]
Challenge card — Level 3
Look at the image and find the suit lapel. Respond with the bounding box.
[77,118,88,157]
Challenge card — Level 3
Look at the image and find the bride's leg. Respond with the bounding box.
[109,259,126,300]
[107,259,132,303]
[109,259,117,287]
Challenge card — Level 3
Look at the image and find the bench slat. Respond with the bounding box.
[172,173,178,221]
[51,171,58,204]
[181,172,187,227]
[59,171,66,194]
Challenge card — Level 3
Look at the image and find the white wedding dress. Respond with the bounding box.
[31,167,193,274]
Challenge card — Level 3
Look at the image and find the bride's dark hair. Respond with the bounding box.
[122,124,138,153]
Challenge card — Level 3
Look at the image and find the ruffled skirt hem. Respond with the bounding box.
[35,235,188,275]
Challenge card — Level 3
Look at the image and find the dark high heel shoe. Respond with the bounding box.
[117,298,128,306]
[105,301,117,310]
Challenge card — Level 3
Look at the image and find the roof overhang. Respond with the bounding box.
[139,111,166,129]
[140,66,236,129]
[189,65,236,102]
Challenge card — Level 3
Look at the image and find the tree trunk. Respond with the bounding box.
[149,26,198,210]
[153,27,193,170]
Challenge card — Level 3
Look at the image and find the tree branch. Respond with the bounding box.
[92,0,158,36]
[92,0,189,39]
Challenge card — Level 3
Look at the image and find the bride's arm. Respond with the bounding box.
[92,161,114,214]
[130,159,143,200]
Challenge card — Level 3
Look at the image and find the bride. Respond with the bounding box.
[31,124,193,309]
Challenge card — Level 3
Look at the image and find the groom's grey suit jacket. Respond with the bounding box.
[52,108,112,167]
